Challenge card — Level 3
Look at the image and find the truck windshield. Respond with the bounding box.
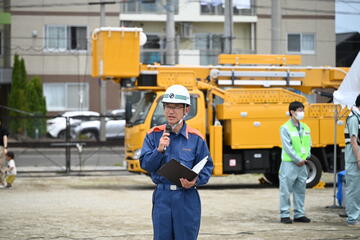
[128,92,156,126]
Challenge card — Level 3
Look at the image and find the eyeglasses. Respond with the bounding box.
[164,105,184,111]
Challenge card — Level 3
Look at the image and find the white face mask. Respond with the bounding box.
[295,111,304,120]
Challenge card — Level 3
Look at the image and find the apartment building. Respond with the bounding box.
[256,0,335,66]
[119,0,256,65]
[10,0,336,113]
[11,0,121,114]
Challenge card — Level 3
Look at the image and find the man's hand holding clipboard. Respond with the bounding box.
[156,156,209,188]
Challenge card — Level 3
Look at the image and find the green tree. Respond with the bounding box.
[8,54,28,135]
[26,77,47,138]
[19,58,27,87]
[8,55,47,138]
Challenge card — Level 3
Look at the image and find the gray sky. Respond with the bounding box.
[336,0,360,33]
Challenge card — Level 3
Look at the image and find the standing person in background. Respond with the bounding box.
[279,101,312,224]
[140,84,214,240]
[0,120,9,187]
[344,94,360,226]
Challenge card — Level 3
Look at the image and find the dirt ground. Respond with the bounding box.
[0,173,359,240]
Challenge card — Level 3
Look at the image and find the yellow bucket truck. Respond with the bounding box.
[92,27,349,187]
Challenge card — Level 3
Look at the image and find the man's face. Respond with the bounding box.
[291,107,304,115]
[164,103,190,125]
[290,107,304,120]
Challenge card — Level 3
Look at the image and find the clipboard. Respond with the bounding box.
[157,159,197,187]
[156,156,208,187]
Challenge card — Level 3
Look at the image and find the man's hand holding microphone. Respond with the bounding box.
[157,125,172,153]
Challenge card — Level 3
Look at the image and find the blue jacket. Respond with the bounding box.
[140,122,213,186]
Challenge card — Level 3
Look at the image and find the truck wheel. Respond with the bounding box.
[306,155,322,188]
[264,155,322,188]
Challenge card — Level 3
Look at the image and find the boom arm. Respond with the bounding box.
[91,28,348,94]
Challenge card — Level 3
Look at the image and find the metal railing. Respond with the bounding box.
[3,115,124,173]
[120,0,179,14]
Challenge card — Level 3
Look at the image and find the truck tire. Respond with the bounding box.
[306,155,322,188]
[264,155,322,188]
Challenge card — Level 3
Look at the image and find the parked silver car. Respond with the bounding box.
[72,109,126,141]
[46,111,100,138]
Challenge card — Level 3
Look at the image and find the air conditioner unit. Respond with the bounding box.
[179,23,193,39]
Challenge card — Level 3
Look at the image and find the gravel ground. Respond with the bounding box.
[0,173,359,240]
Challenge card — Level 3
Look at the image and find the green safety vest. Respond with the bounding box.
[281,120,311,162]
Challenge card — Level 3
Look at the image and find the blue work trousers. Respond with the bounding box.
[279,161,308,218]
[346,162,360,224]
[152,185,201,240]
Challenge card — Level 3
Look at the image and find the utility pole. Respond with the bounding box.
[224,0,233,54]
[99,0,107,142]
[89,1,115,141]
[166,0,175,64]
[4,0,11,68]
[271,0,282,54]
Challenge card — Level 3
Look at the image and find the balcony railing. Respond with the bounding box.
[121,0,179,14]
[200,0,255,16]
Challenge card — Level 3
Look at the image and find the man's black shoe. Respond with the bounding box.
[294,216,311,223]
[339,213,348,218]
[280,217,292,224]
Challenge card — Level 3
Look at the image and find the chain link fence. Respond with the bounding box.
[3,114,125,173]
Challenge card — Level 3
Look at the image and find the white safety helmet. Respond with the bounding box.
[162,84,191,106]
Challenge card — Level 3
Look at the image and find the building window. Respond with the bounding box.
[45,25,87,51]
[287,33,315,54]
[141,34,165,64]
[195,33,223,65]
[200,0,254,16]
[121,0,179,14]
[43,83,89,111]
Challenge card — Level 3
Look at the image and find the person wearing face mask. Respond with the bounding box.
[279,101,312,224]
[140,84,214,240]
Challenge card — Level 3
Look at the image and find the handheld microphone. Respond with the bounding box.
[164,124,172,151]
[166,124,172,133]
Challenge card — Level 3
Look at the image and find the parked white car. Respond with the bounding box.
[47,111,100,139]
[73,109,126,141]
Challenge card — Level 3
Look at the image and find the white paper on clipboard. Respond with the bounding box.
[192,156,209,174]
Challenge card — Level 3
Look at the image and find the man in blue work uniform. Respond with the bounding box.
[344,94,360,226]
[140,84,214,240]
[279,101,311,224]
